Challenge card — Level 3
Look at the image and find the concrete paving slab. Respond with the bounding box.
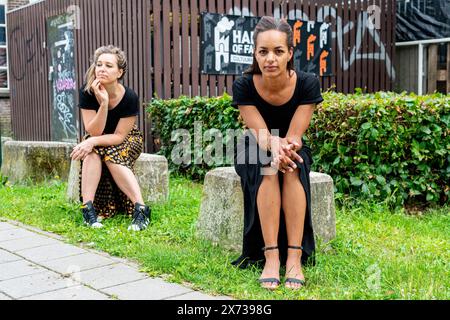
[0,270,77,299]
[76,263,147,290]
[17,243,87,262]
[103,278,193,300]
[40,252,117,274]
[0,259,47,281]
[0,221,233,300]
[0,222,18,232]
[0,235,60,252]
[0,228,37,243]
[10,224,64,241]
[0,249,22,264]
[0,292,12,300]
[23,285,111,300]
[167,291,233,300]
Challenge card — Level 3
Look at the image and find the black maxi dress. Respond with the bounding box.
[231,70,324,269]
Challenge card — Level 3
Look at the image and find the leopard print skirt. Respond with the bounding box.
[79,126,144,219]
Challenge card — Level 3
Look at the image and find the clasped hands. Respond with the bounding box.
[269,136,303,174]
[71,139,95,161]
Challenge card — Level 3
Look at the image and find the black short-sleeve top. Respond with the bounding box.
[232,70,323,137]
[78,85,140,134]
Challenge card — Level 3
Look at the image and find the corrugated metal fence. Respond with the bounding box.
[8,0,396,152]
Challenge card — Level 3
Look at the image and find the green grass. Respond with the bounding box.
[0,177,448,300]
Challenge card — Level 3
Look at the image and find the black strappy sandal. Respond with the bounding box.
[258,246,281,290]
[285,245,306,289]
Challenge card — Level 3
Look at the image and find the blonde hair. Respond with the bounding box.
[83,45,127,93]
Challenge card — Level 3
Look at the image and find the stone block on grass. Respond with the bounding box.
[1,141,75,183]
[67,153,169,204]
[197,167,336,251]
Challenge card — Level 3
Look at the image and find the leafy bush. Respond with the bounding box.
[308,91,449,207]
[146,91,449,207]
[147,94,243,179]
[0,173,7,187]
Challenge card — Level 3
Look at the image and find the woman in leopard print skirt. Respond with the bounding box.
[71,45,150,231]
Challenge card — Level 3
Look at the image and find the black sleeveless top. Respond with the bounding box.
[231,70,323,137]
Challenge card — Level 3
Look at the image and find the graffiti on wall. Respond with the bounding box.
[201,13,332,76]
[47,14,78,142]
[228,5,395,79]
[9,24,46,82]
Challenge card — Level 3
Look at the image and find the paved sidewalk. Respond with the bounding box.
[0,220,231,300]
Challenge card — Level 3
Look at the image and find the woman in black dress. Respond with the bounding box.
[232,17,323,290]
[71,45,150,231]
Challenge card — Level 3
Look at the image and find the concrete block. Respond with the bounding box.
[134,153,169,204]
[0,137,12,167]
[1,141,75,183]
[197,167,336,251]
[67,153,169,204]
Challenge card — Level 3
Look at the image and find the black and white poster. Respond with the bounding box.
[200,13,332,76]
[47,14,78,142]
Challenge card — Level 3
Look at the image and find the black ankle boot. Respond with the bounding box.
[128,203,151,231]
[82,201,103,228]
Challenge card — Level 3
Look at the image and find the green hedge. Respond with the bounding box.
[146,94,243,179]
[146,91,449,207]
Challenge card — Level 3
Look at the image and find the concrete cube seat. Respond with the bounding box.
[66,153,169,204]
[1,141,75,183]
[197,167,336,251]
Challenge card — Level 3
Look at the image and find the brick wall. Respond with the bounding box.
[0,98,11,137]
[7,0,30,11]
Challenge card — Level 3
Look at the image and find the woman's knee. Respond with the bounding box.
[105,160,122,171]
[282,168,300,186]
[261,170,279,185]
[105,161,132,176]
[83,151,101,164]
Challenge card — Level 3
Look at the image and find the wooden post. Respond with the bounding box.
[447,43,450,93]
[427,44,438,94]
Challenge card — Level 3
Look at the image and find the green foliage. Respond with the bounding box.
[0,180,448,299]
[0,173,7,187]
[146,91,450,207]
[308,91,449,208]
[147,94,244,180]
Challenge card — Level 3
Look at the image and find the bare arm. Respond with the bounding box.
[81,79,110,136]
[272,104,315,170]
[285,104,315,146]
[81,108,108,137]
[90,116,137,146]
[238,105,272,151]
[71,116,137,160]
[239,105,299,173]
